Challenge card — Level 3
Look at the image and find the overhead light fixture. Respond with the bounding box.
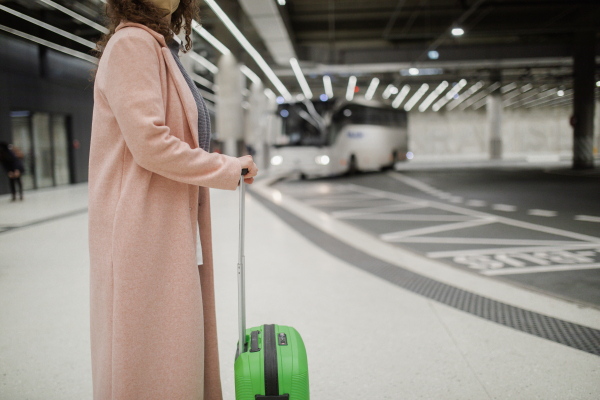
[276,96,285,104]
[557,90,565,97]
[365,77,380,100]
[320,94,329,101]
[192,20,230,55]
[404,83,429,111]
[264,88,276,100]
[323,75,334,98]
[500,82,517,93]
[432,79,467,111]
[277,0,286,5]
[290,57,313,99]
[37,0,108,33]
[346,76,357,101]
[296,94,305,101]
[408,68,419,76]
[201,0,292,101]
[190,72,215,90]
[240,65,261,84]
[382,84,397,99]
[451,27,464,36]
[428,50,439,60]
[419,81,448,112]
[596,81,600,87]
[392,85,411,108]
[0,24,97,63]
[447,81,485,110]
[187,51,219,74]
[0,4,96,48]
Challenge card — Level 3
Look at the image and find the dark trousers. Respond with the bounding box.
[9,177,23,200]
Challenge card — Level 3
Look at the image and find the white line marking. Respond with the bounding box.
[332,202,428,218]
[575,215,600,223]
[340,214,475,222]
[427,244,600,258]
[528,209,557,217]
[387,172,447,198]
[380,218,496,240]
[305,198,394,207]
[449,196,463,203]
[384,237,583,246]
[466,200,486,207]
[492,204,517,212]
[481,263,600,276]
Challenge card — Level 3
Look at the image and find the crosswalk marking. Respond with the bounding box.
[528,209,558,217]
[575,215,600,223]
[492,204,517,212]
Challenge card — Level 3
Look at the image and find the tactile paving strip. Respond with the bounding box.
[251,189,600,357]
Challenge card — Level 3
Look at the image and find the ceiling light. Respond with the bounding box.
[346,76,357,101]
[500,82,517,93]
[451,27,464,36]
[419,81,448,112]
[323,75,334,98]
[428,50,439,60]
[365,78,380,100]
[392,85,411,108]
[187,51,219,74]
[276,96,285,104]
[192,21,230,55]
[0,24,97,64]
[202,0,292,100]
[404,84,429,111]
[290,57,313,99]
[320,94,329,101]
[596,81,600,87]
[382,84,397,99]
[557,90,565,97]
[408,68,419,76]
[0,4,96,48]
[433,79,467,111]
[447,81,485,110]
[240,65,261,84]
[37,0,108,33]
[264,88,276,100]
[277,0,286,5]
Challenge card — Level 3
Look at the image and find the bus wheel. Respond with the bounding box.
[348,155,358,175]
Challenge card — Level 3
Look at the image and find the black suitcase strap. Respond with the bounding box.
[263,324,279,396]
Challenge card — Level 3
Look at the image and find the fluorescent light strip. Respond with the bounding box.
[191,20,230,55]
[382,84,396,99]
[240,65,262,84]
[187,51,219,74]
[501,82,517,93]
[264,88,276,100]
[432,79,467,111]
[447,81,484,110]
[0,24,97,63]
[458,90,487,110]
[506,87,541,108]
[530,90,573,108]
[404,83,429,111]
[365,77,380,100]
[0,4,96,48]
[346,76,357,101]
[189,71,215,90]
[418,81,448,112]
[323,75,333,98]
[37,0,108,34]
[201,0,292,101]
[289,57,312,99]
[391,85,410,108]
[523,88,559,108]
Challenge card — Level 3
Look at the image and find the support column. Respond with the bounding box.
[215,53,245,156]
[572,31,596,170]
[245,81,269,169]
[487,86,503,160]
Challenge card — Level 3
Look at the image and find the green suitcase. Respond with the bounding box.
[234,170,310,399]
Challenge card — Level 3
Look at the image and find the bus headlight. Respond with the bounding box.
[315,155,330,165]
[271,155,283,166]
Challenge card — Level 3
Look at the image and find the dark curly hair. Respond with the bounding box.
[94,0,199,61]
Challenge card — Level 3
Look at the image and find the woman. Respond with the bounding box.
[88,0,257,398]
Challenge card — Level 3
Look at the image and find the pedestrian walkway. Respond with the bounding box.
[1,182,599,399]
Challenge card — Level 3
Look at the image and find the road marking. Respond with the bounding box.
[385,237,582,246]
[380,218,496,240]
[492,204,517,212]
[305,198,395,207]
[575,215,600,223]
[332,202,427,218]
[528,209,557,217]
[481,263,600,276]
[340,214,474,222]
[466,200,486,207]
[427,244,600,258]
[449,196,463,203]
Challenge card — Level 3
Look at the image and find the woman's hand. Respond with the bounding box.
[239,155,258,184]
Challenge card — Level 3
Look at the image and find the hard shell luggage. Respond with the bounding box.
[234,170,310,400]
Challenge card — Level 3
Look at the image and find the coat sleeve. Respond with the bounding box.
[101,31,242,190]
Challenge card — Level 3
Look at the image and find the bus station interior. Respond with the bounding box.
[1,0,600,398]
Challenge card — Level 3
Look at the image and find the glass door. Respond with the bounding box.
[10,112,34,190]
[32,113,54,188]
[52,115,70,186]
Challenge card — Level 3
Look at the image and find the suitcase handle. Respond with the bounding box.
[238,169,248,357]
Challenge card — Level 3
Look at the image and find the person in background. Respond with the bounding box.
[0,142,25,201]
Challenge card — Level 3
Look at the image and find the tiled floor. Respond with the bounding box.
[1,182,599,399]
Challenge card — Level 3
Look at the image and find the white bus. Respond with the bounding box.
[269,98,408,178]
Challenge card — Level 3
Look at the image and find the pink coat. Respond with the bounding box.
[88,21,241,400]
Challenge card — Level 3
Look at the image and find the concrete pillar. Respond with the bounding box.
[245,81,270,169]
[487,90,503,160]
[215,53,245,156]
[572,31,596,170]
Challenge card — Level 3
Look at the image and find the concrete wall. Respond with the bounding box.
[0,33,94,195]
[408,102,600,162]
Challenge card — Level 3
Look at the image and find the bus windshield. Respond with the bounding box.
[275,101,331,147]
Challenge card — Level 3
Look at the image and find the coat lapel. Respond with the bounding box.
[115,21,200,149]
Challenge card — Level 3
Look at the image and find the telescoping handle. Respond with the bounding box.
[238,168,249,357]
